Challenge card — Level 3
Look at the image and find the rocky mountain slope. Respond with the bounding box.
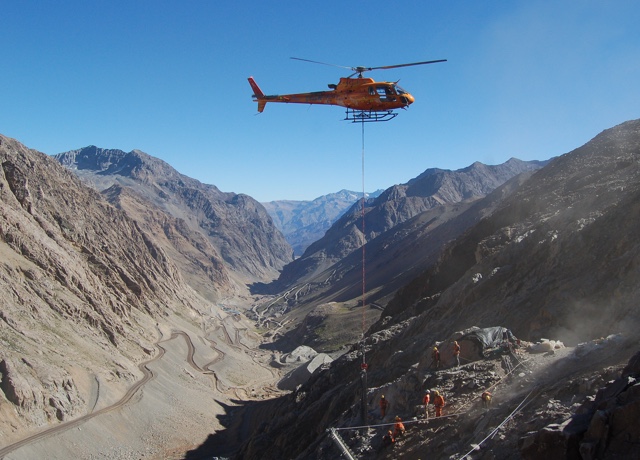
[378,119,640,343]
[0,135,285,459]
[254,158,546,353]
[55,146,293,299]
[231,119,640,459]
[279,158,546,286]
[262,189,383,257]
[0,135,202,443]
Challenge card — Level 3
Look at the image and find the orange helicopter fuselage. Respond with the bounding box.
[248,77,415,113]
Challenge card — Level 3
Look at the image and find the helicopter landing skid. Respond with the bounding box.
[345,108,398,123]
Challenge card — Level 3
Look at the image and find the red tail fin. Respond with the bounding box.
[248,77,267,112]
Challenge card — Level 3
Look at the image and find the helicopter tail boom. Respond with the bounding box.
[248,77,267,112]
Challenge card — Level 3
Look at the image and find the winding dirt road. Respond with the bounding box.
[0,322,283,459]
[0,338,171,458]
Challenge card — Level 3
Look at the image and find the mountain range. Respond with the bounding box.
[255,158,547,352]
[262,189,383,257]
[1,118,639,459]
[54,146,293,301]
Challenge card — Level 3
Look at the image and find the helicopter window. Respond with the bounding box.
[369,87,376,95]
[376,86,396,101]
[394,85,407,95]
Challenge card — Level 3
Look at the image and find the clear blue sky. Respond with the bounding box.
[2,1,639,202]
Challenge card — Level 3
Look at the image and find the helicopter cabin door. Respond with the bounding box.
[371,85,396,102]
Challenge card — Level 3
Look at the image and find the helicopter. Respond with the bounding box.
[248,57,446,122]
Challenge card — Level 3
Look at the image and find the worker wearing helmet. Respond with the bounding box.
[379,394,389,418]
[381,430,395,448]
[433,390,445,417]
[422,391,431,418]
[393,416,406,437]
[481,390,492,409]
[453,341,461,367]
[431,347,440,369]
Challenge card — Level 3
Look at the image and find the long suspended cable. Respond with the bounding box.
[358,118,369,427]
[361,118,367,352]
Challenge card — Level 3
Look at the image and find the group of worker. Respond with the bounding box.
[421,389,446,417]
[430,341,461,369]
[381,415,406,447]
[379,389,446,422]
[375,334,523,455]
[379,388,492,449]
[378,340,494,450]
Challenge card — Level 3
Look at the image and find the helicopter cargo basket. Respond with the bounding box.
[345,108,398,123]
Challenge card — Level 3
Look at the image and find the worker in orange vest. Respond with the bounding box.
[481,390,492,409]
[453,341,461,367]
[393,416,406,437]
[422,391,431,418]
[433,390,445,417]
[379,394,389,418]
[431,347,440,369]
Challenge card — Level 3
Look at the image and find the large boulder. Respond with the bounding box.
[277,349,333,391]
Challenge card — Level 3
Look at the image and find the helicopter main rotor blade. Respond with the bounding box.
[290,57,354,71]
[291,57,447,77]
[369,59,447,71]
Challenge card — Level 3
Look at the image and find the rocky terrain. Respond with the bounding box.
[0,136,286,458]
[55,146,293,300]
[253,158,547,354]
[262,189,382,257]
[2,118,639,460]
[230,119,640,459]
[231,334,639,460]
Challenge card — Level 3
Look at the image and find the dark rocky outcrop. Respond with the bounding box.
[521,349,640,460]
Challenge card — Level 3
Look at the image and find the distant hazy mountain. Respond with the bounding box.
[262,189,383,256]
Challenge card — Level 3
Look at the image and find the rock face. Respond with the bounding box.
[277,157,546,287]
[0,135,207,441]
[521,348,640,460]
[262,189,383,257]
[55,146,293,297]
[379,119,640,343]
[102,183,231,302]
[234,119,640,459]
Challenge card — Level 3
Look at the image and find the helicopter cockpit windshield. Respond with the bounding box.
[394,84,408,95]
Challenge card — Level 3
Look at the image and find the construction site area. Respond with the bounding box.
[252,327,639,460]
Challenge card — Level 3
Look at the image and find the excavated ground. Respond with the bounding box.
[2,317,636,460]
[320,334,637,460]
